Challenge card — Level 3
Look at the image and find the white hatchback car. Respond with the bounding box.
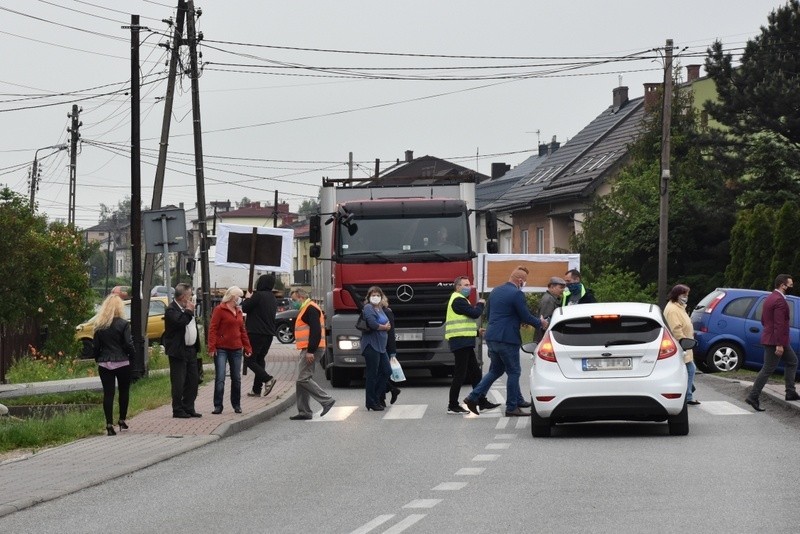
[523,302,694,437]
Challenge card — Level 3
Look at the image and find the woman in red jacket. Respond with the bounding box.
[209,286,252,414]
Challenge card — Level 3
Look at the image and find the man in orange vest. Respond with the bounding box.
[289,288,335,420]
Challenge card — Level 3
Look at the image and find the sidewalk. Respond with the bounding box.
[0,343,300,518]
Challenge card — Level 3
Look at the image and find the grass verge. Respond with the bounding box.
[0,374,171,453]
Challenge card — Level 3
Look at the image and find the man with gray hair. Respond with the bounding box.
[163,283,202,418]
[537,276,566,341]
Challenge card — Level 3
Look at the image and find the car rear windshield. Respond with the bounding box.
[551,315,662,347]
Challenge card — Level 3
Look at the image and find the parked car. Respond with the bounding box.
[275,308,298,344]
[150,285,175,299]
[276,298,293,313]
[691,288,800,377]
[75,297,170,358]
[523,302,694,437]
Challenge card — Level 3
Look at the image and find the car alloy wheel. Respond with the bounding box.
[276,323,294,344]
[707,341,744,372]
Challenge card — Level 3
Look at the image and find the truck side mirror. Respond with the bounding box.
[310,244,321,258]
[309,215,321,243]
[486,241,499,254]
[485,212,498,240]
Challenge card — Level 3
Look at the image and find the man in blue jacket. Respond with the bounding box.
[464,266,547,417]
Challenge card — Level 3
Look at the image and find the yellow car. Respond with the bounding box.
[75,297,169,359]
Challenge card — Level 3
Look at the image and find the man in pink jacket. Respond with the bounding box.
[745,274,800,411]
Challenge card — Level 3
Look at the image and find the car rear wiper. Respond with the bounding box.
[604,339,643,347]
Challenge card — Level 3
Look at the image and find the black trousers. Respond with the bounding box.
[98,364,132,425]
[246,333,274,393]
[449,345,482,407]
[169,348,199,415]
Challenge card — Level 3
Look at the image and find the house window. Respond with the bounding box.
[520,229,529,254]
[536,227,544,254]
[499,229,512,254]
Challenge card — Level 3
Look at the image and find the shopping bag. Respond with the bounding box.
[390,356,406,382]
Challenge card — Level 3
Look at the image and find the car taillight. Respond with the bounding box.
[537,332,557,362]
[704,292,726,314]
[658,330,678,359]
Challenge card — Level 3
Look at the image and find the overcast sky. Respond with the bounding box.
[0,0,784,228]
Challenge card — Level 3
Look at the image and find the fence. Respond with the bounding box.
[0,320,40,384]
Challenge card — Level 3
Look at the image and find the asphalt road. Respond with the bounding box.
[1,355,799,533]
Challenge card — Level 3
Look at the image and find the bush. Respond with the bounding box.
[6,346,97,383]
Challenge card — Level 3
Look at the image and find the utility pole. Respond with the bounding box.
[273,189,279,227]
[141,0,187,335]
[67,105,81,228]
[657,39,674,308]
[28,157,39,211]
[348,152,353,180]
[186,0,212,341]
[125,14,146,379]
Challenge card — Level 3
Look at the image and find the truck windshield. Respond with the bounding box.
[337,213,470,261]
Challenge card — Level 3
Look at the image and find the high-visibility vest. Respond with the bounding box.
[562,284,586,306]
[444,292,478,340]
[295,299,327,350]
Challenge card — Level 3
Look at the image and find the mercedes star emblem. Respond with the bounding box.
[396,284,414,302]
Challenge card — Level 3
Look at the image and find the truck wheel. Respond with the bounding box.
[330,366,351,388]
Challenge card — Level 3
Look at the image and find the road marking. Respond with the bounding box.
[403,499,441,509]
[488,389,505,403]
[382,514,426,533]
[515,417,528,429]
[384,405,427,419]
[312,406,358,421]
[349,514,394,534]
[433,482,467,490]
[494,434,516,439]
[472,454,500,462]
[486,442,510,450]
[455,467,485,475]
[697,401,752,415]
[495,417,510,429]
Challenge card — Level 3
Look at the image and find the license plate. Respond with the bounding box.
[582,357,632,371]
[396,332,423,341]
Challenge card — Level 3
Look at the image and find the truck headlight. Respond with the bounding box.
[337,335,360,351]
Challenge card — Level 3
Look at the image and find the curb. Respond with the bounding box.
[701,372,800,412]
[212,390,297,438]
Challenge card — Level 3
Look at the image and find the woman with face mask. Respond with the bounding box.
[360,286,393,411]
[664,284,699,405]
[208,285,252,414]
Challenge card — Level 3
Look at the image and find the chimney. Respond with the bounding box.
[549,135,560,154]
[538,143,549,157]
[612,86,629,112]
[686,64,701,82]
[643,82,662,112]
[491,162,511,179]
[404,150,414,162]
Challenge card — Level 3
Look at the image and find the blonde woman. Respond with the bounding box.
[208,286,252,414]
[93,294,135,436]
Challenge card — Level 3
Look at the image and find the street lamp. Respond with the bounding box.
[29,144,69,211]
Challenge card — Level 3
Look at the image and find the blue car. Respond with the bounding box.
[691,288,800,377]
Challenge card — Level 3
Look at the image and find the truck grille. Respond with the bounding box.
[349,283,452,328]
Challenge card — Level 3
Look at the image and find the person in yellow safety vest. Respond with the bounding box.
[288,288,335,420]
[444,276,501,415]
[562,269,597,306]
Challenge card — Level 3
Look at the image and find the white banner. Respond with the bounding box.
[215,224,294,273]
[477,253,580,293]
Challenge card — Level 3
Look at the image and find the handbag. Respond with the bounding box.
[390,356,406,382]
[355,311,370,332]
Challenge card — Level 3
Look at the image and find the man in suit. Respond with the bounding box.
[164,283,202,418]
[463,266,547,417]
[746,274,800,412]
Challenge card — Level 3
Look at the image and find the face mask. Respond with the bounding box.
[567,283,581,293]
[459,287,471,297]
[369,295,382,305]
[235,297,242,306]
[292,300,302,310]
[678,295,688,305]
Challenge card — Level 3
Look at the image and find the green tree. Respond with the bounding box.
[724,210,750,287]
[298,199,320,217]
[770,201,800,280]
[704,1,800,209]
[0,187,93,353]
[740,204,773,290]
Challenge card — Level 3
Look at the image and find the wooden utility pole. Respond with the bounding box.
[186,0,212,340]
[657,39,674,307]
[127,14,146,378]
[141,0,187,335]
[67,104,81,227]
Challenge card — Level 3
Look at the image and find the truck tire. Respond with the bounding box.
[330,366,351,388]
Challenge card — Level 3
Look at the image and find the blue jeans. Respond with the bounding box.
[686,361,697,402]
[363,345,390,407]
[467,341,522,411]
[214,348,242,410]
